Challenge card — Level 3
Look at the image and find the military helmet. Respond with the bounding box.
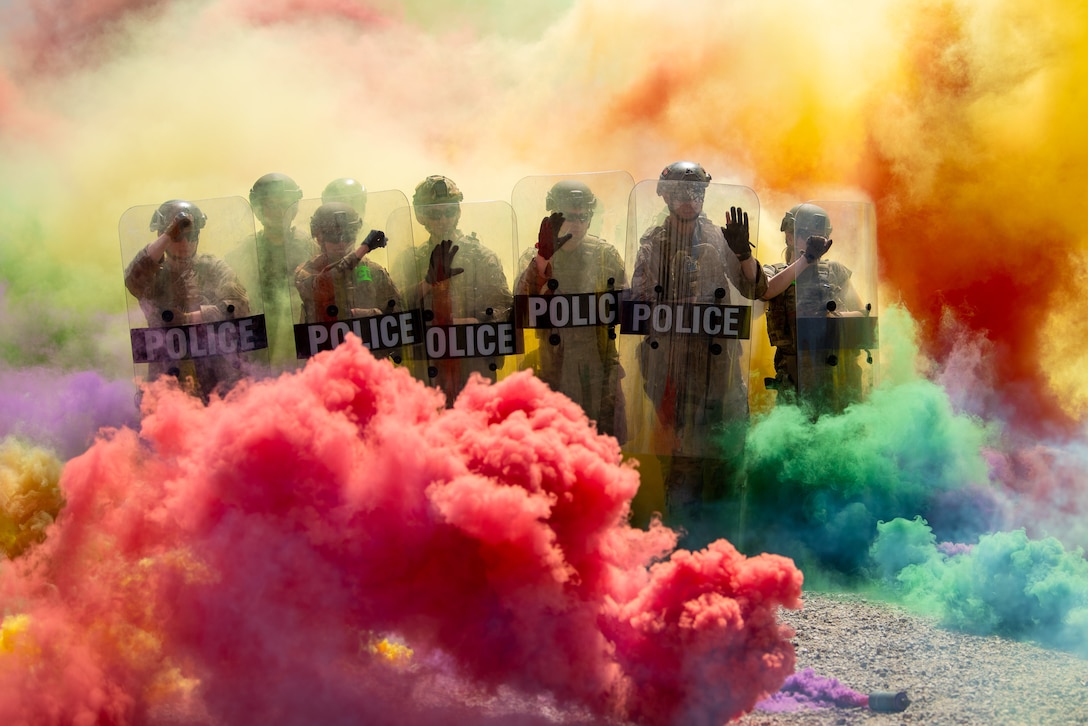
[249,172,303,207]
[783,203,832,237]
[310,202,363,241]
[545,179,598,212]
[150,199,207,235]
[656,161,712,196]
[322,178,367,206]
[412,175,463,207]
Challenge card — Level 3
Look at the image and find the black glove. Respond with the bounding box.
[536,212,573,261]
[426,239,464,285]
[804,235,833,263]
[362,229,387,250]
[721,207,753,261]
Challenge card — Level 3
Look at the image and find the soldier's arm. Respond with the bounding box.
[602,244,627,289]
[628,238,658,300]
[514,247,549,296]
[123,247,161,299]
[294,259,320,299]
[726,247,767,300]
[762,258,812,300]
[477,248,513,321]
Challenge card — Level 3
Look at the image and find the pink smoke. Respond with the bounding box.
[0,337,802,725]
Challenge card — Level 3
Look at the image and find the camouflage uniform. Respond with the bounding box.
[124,247,250,399]
[763,256,862,412]
[630,214,767,517]
[295,252,402,324]
[402,230,512,403]
[515,235,627,441]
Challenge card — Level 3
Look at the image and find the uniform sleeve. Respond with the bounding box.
[123,247,161,300]
[294,258,327,323]
[370,263,404,313]
[628,231,660,301]
[600,243,627,289]
[472,244,512,321]
[513,247,548,296]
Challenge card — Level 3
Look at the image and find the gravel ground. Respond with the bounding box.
[736,591,1088,726]
[148,591,1088,725]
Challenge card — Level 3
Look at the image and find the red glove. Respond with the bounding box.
[536,212,573,261]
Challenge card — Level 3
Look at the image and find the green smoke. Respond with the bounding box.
[872,516,1088,654]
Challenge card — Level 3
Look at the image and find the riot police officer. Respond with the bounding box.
[627,161,768,532]
[400,174,513,404]
[761,203,865,413]
[124,200,250,400]
[295,202,401,324]
[227,172,317,371]
[514,179,627,441]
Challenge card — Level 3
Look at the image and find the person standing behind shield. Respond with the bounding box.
[124,199,250,400]
[227,172,317,373]
[628,161,768,531]
[295,202,401,324]
[761,203,864,413]
[514,180,627,442]
[401,175,512,405]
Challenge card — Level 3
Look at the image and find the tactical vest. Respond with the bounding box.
[765,260,841,349]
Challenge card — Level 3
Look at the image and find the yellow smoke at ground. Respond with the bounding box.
[0,438,63,559]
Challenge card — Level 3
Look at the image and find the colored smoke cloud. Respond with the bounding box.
[3,0,1088,719]
[739,306,1000,575]
[871,516,1088,655]
[0,439,64,559]
[0,366,138,460]
[0,338,802,724]
[755,667,867,713]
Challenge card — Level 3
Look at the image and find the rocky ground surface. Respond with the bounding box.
[736,591,1088,725]
[149,591,1088,725]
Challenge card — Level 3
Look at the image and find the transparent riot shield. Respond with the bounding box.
[224,191,318,376]
[120,197,270,401]
[619,179,761,533]
[793,200,878,413]
[510,171,633,442]
[289,191,423,368]
[388,200,517,406]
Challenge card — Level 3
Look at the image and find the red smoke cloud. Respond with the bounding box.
[0,338,801,725]
[857,4,1078,434]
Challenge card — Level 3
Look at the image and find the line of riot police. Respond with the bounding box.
[120,165,878,545]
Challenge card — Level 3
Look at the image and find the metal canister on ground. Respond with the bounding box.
[868,691,910,713]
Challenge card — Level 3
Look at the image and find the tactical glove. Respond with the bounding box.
[721,207,753,261]
[536,212,573,261]
[426,239,464,285]
[362,229,387,250]
[804,235,833,263]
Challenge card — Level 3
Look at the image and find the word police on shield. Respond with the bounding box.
[514,291,621,329]
[425,322,518,359]
[294,310,424,359]
[619,301,752,338]
[130,315,268,363]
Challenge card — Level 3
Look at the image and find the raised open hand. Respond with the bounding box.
[536,212,573,261]
[721,206,753,261]
[426,239,464,285]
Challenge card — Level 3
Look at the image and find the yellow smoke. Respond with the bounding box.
[3,0,1088,414]
[0,438,64,558]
